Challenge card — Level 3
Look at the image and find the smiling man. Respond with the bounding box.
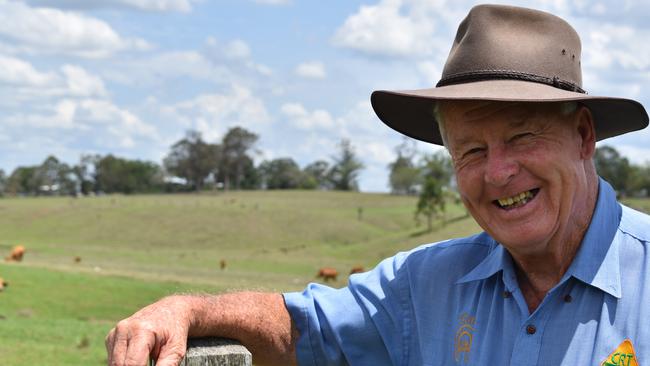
[440,100,599,313]
[106,4,650,366]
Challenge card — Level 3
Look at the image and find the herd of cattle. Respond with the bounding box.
[0,244,364,293]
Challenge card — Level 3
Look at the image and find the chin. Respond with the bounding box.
[492,227,551,252]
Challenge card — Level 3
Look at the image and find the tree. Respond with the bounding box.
[388,139,419,195]
[259,158,303,189]
[164,130,220,191]
[72,154,99,195]
[302,160,330,189]
[414,151,454,231]
[0,169,6,196]
[31,155,76,195]
[5,157,75,196]
[626,163,650,197]
[95,155,163,194]
[5,166,38,195]
[237,155,261,190]
[420,150,454,186]
[327,139,364,191]
[219,127,258,190]
[415,177,446,232]
[594,145,632,196]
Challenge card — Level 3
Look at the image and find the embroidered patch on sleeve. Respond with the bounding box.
[601,339,639,366]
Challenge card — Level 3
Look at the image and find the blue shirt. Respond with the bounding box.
[283,179,650,365]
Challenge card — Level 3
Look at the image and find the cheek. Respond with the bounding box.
[455,168,482,200]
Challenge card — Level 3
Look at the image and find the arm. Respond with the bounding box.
[105,292,298,366]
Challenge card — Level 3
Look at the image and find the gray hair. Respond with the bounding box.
[433,101,578,148]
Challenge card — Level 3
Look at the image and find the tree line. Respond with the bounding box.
[0,125,645,202]
[0,126,365,196]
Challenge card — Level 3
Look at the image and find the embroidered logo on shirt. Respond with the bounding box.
[454,312,476,364]
[601,339,639,366]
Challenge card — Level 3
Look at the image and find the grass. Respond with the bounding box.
[0,190,481,365]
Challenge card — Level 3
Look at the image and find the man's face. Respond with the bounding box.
[442,101,596,255]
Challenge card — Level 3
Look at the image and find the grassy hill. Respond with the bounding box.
[0,190,480,365]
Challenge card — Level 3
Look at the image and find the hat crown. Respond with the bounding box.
[439,4,583,91]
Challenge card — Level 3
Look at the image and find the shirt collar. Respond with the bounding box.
[456,234,514,288]
[456,178,622,298]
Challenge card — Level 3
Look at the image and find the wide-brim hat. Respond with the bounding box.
[371,4,648,145]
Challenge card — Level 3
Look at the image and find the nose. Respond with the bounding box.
[484,146,519,187]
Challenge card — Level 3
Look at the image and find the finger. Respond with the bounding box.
[109,323,129,366]
[105,328,116,365]
[153,337,187,366]
[123,329,156,366]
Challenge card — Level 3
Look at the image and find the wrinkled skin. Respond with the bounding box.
[106,296,193,366]
[105,292,296,366]
[440,101,599,311]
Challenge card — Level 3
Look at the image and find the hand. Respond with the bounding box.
[105,295,193,366]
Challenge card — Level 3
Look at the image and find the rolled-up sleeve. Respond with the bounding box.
[283,252,411,366]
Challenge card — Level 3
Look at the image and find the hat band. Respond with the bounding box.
[436,70,586,94]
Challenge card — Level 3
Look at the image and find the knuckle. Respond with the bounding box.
[115,319,132,331]
[105,329,115,345]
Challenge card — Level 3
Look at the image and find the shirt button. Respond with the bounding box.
[564,294,573,303]
[526,325,537,335]
[502,291,512,298]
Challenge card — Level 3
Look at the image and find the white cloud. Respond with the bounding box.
[165,85,271,141]
[223,39,252,60]
[131,51,223,83]
[0,1,151,58]
[4,98,158,148]
[23,0,195,12]
[416,61,441,85]
[281,103,335,129]
[61,65,108,98]
[332,0,439,58]
[583,24,650,71]
[295,61,326,79]
[203,37,272,76]
[0,55,108,99]
[0,54,57,86]
[5,99,77,129]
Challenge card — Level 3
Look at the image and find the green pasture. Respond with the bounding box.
[0,190,481,365]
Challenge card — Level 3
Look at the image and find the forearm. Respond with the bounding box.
[183,292,298,366]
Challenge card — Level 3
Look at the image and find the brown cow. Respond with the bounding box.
[0,277,8,292]
[5,245,25,262]
[349,265,365,275]
[317,267,338,282]
[219,259,227,270]
[74,256,82,264]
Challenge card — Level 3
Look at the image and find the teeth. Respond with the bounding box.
[497,190,534,208]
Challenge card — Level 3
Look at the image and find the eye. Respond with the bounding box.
[511,132,533,141]
[463,147,485,158]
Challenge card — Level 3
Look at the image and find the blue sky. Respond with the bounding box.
[0,0,649,191]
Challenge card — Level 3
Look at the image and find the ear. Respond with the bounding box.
[575,105,596,160]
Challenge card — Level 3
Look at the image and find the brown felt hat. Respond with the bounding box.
[371,4,648,145]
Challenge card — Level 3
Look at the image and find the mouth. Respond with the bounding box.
[493,188,539,210]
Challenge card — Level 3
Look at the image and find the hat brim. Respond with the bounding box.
[371,79,649,145]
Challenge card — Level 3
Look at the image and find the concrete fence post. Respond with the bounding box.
[150,337,252,366]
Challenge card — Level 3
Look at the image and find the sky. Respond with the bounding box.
[0,0,649,192]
